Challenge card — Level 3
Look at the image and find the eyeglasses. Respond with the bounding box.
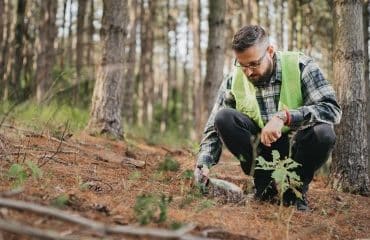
[234,49,268,70]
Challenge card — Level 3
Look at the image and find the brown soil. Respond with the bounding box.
[0,125,369,240]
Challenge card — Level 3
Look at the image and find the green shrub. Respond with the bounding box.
[157,156,180,172]
[134,194,172,225]
[51,194,69,209]
[7,164,28,187]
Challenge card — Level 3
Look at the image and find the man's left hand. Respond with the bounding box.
[261,116,284,147]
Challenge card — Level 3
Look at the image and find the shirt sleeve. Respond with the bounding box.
[288,56,342,129]
[196,75,233,168]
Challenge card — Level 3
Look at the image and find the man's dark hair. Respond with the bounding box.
[232,25,268,52]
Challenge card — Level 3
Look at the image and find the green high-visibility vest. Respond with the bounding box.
[230,51,303,131]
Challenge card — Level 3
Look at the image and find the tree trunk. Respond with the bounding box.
[288,0,297,50]
[86,0,128,139]
[8,0,27,100]
[1,0,13,99]
[86,0,95,67]
[139,0,155,126]
[191,0,202,138]
[203,0,226,115]
[0,0,5,96]
[35,0,58,103]
[122,0,138,125]
[364,0,370,175]
[67,0,74,66]
[182,1,191,132]
[330,0,369,194]
[75,0,87,100]
[59,0,68,69]
[161,0,172,132]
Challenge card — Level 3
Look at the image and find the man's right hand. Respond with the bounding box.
[194,164,210,185]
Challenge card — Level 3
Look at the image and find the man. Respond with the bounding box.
[194,25,342,211]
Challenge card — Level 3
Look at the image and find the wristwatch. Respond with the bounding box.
[274,111,288,125]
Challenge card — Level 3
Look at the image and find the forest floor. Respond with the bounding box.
[0,123,369,240]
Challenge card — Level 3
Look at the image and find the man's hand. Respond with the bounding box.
[261,116,284,147]
[194,164,210,185]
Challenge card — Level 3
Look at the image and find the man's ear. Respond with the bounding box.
[267,44,275,57]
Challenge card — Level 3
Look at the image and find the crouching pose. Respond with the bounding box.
[194,25,341,211]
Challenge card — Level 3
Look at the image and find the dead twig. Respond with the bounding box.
[0,218,78,240]
[0,197,212,239]
[38,122,69,167]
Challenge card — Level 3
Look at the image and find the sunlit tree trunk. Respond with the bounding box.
[182,1,191,132]
[203,0,226,115]
[138,0,155,126]
[190,0,202,138]
[35,0,58,103]
[86,0,128,139]
[123,0,138,125]
[330,0,369,194]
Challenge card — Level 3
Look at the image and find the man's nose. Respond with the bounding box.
[242,67,253,77]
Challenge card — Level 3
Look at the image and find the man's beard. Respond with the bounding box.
[249,60,274,86]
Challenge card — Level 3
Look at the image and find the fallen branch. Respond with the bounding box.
[0,197,212,239]
[0,218,77,240]
[0,188,24,197]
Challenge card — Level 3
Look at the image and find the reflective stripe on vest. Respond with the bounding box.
[230,51,303,131]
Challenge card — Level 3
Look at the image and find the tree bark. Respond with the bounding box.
[203,0,226,115]
[122,0,138,125]
[288,0,297,50]
[139,0,155,125]
[0,0,5,96]
[330,0,369,194]
[75,0,87,100]
[190,0,202,138]
[67,0,74,66]
[364,0,370,176]
[8,0,27,100]
[86,0,128,139]
[35,0,58,103]
[1,0,13,99]
[160,0,172,132]
[59,0,68,69]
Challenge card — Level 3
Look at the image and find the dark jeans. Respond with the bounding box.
[214,108,335,198]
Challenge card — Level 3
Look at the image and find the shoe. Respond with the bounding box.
[296,193,309,211]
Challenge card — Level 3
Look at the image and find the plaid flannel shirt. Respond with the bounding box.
[197,52,342,168]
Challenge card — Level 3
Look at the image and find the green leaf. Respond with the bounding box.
[271,150,281,161]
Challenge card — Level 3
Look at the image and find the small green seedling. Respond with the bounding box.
[134,194,172,225]
[255,150,302,201]
[157,156,180,172]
